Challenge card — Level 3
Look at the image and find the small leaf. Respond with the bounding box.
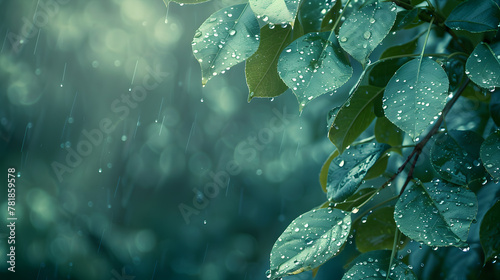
[342,250,417,280]
[430,130,486,186]
[249,0,299,25]
[480,201,500,263]
[383,57,450,140]
[391,8,421,31]
[327,143,390,202]
[320,150,339,193]
[356,207,397,253]
[328,86,383,153]
[375,116,404,155]
[297,0,336,34]
[480,130,500,179]
[364,155,389,180]
[269,208,351,279]
[338,2,397,65]
[395,179,478,247]
[246,24,293,100]
[465,42,500,89]
[380,35,419,59]
[445,0,500,33]
[192,4,260,85]
[490,91,500,126]
[278,32,352,111]
[368,57,413,88]
[320,0,342,32]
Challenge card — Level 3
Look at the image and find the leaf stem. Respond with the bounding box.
[387,228,401,280]
[353,195,399,225]
[331,0,353,33]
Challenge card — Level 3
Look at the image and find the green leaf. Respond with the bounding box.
[268,208,351,279]
[480,130,500,179]
[383,57,450,140]
[342,250,417,280]
[246,24,293,100]
[430,130,486,186]
[445,0,500,33]
[278,32,352,111]
[368,57,413,88]
[444,55,468,93]
[380,35,419,59]
[333,188,378,212]
[364,155,389,180]
[320,150,339,193]
[375,117,404,155]
[391,8,422,31]
[327,143,390,202]
[356,207,397,253]
[480,201,500,263]
[466,42,500,90]
[297,0,336,34]
[328,86,383,153]
[395,179,478,247]
[490,91,500,126]
[192,4,260,85]
[249,0,299,25]
[338,2,397,65]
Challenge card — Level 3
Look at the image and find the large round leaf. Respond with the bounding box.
[395,179,478,248]
[383,57,450,141]
[445,0,500,33]
[327,143,390,202]
[342,250,417,280]
[249,0,299,25]
[338,2,397,65]
[466,42,500,90]
[269,208,351,279]
[278,32,352,111]
[430,130,486,186]
[480,130,500,179]
[192,4,260,85]
[480,201,500,263]
[246,24,293,100]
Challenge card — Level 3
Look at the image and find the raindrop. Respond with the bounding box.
[194,30,202,38]
[340,37,347,42]
[228,29,236,36]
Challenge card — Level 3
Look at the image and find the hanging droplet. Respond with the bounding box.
[228,29,236,36]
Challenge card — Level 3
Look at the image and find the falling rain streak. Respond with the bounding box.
[1,29,9,53]
[33,29,41,55]
[129,59,139,91]
[185,113,197,152]
[60,62,67,87]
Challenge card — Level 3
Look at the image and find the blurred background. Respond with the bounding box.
[0,0,354,279]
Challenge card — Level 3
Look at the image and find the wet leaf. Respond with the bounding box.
[395,179,478,248]
[246,24,293,100]
[368,57,413,88]
[430,130,486,186]
[192,4,260,85]
[383,57,450,140]
[338,2,397,65]
[465,42,500,89]
[445,0,500,33]
[480,200,500,263]
[391,8,421,31]
[480,130,500,179]
[356,207,397,253]
[342,250,417,280]
[320,150,339,193]
[278,32,352,111]
[249,0,300,25]
[327,143,390,202]
[364,155,389,180]
[320,0,342,32]
[297,0,336,34]
[269,208,351,279]
[375,116,404,155]
[328,86,383,154]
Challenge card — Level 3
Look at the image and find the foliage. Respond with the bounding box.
[174,0,500,278]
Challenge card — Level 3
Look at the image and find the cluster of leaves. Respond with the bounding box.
[170,0,500,278]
